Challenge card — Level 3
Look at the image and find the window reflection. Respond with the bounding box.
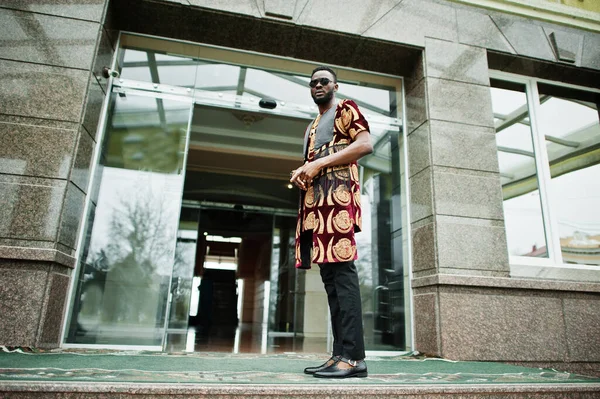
[118,48,397,123]
[66,91,191,345]
[120,48,199,87]
[269,216,302,336]
[166,207,200,342]
[195,63,240,90]
[491,80,548,257]
[537,84,600,265]
[245,69,309,106]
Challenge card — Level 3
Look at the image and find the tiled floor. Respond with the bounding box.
[164,323,328,354]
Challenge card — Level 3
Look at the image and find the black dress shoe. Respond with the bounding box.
[304,355,340,374]
[313,357,368,378]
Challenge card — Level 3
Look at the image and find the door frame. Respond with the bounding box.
[61,32,414,352]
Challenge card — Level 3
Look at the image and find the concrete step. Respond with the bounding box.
[2,382,600,398]
[1,349,599,398]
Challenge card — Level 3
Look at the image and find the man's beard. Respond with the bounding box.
[312,89,334,105]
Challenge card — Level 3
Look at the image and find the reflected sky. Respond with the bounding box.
[118,48,399,123]
[492,80,599,262]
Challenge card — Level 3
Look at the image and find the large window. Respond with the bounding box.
[490,74,600,281]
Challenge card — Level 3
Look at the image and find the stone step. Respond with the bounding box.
[2,382,600,398]
[1,349,599,398]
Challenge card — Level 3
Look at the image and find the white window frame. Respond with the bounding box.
[489,70,600,282]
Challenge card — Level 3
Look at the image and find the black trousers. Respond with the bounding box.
[318,260,366,360]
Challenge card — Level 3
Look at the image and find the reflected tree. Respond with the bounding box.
[355,240,373,308]
[91,186,178,325]
[107,190,175,273]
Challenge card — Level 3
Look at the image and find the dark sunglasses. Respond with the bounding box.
[309,77,333,88]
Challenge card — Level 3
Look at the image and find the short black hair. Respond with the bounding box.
[311,66,337,82]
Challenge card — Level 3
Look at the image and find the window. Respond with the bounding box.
[491,80,548,258]
[490,74,600,281]
[538,84,600,266]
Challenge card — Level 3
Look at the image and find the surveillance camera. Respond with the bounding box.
[102,66,120,79]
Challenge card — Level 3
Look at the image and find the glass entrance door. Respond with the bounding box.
[64,85,193,349]
[268,215,306,350]
[163,205,201,351]
[65,35,412,352]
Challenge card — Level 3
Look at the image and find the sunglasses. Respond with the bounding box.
[309,77,333,88]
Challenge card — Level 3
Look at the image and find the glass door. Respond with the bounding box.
[163,205,200,351]
[66,35,411,352]
[268,215,305,348]
[64,84,193,349]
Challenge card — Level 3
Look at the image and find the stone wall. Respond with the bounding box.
[0,1,113,347]
[413,275,600,375]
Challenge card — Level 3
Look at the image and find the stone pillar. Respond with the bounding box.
[0,1,114,348]
[406,38,509,357]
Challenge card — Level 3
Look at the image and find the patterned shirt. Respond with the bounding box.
[295,99,370,268]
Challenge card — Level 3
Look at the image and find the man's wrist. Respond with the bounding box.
[316,158,328,171]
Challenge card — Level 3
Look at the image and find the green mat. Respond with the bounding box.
[1,348,598,385]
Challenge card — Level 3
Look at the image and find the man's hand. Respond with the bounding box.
[290,159,324,191]
[290,131,372,191]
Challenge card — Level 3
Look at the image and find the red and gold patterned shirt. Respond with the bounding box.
[295,99,370,268]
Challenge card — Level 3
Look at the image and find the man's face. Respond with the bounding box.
[310,70,337,105]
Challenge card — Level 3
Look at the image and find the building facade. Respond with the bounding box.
[0,0,599,376]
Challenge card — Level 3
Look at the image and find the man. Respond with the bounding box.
[290,66,373,379]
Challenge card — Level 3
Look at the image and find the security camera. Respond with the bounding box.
[102,66,120,79]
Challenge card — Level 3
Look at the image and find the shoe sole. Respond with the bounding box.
[313,371,368,379]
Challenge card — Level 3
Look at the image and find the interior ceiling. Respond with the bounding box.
[183,104,306,209]
[189,104,306,166]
